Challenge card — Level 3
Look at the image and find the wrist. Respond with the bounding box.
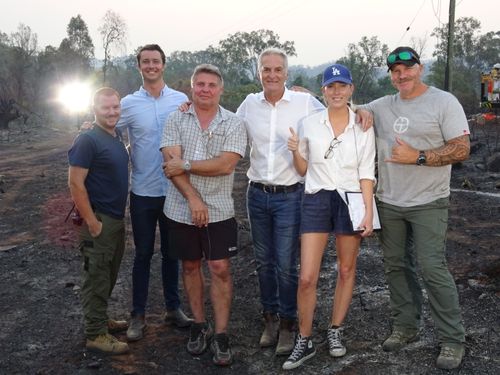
[416,150,427,165]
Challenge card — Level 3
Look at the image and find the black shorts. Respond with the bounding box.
[166,217,238,261]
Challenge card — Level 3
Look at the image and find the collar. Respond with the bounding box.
[257,87,291,104]
[319,107,357,130]
[93,122,121,139]
[138,84,169,97]
[186,104,228,123]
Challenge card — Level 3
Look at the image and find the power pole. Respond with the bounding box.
[444,0,456,92]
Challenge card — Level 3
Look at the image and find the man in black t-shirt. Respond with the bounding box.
[68,87,130,355]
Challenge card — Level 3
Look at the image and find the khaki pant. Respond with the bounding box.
[80,212,125,339]
[378,197,465,344]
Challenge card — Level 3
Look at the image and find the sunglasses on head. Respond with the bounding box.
[387,51,418,64]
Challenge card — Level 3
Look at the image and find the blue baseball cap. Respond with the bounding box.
[322,64,353,87]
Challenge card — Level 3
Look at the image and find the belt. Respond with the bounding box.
[250,181,301,194]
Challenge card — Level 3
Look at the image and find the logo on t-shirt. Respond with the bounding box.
[393,117,409,134]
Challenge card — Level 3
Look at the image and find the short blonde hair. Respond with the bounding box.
[93,87,120,106]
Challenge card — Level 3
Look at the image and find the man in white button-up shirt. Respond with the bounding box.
[236,48,324,355]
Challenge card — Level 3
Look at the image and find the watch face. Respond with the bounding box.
[417,153,426,165]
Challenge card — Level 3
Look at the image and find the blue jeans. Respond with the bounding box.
[247,184,303,320]
[130,192,180,316]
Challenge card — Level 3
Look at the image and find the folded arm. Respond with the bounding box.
[161,145,209,227]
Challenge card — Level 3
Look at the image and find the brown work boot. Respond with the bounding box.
[107,319,128,334]
[86,333,129,355]
[382,329,419,352]
[276,318,296,356]
[436,343,465,370]
[259,312,279,348]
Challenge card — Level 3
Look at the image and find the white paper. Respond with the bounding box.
[345,192,381,231]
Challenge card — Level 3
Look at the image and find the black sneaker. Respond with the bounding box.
[187,322,213,355]
[282,334,316,370]
[210,333,233,366]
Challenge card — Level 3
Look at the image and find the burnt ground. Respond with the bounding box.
[0,121,499,375]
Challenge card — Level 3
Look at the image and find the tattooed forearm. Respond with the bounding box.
[425,135,470,166]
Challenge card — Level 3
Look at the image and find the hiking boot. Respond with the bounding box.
[126,315,146,342]
[327,327,346,357]
[282,334,316,370]
[187,322,213,355]
[436,343,465,369]
[86,333,129,355]
[259,312,279,347]
[210,333,233,366]
[164,308,194,328]
[276,318,296,355]
[382,329,419,351]
[107,319,128,334]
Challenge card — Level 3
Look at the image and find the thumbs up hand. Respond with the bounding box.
[385,137,419,164]
[288,127,299,152]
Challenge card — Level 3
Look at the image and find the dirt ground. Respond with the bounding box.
[0,122,499,375]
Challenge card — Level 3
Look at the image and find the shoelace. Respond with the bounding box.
[440,347,456,358]
[327,329,342,348]
[100,334,118,344]
[288,336,308,361]
[392,331,405,340]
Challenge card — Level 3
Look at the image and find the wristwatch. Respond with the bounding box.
[416,151,426,166]
[183,160,191,171]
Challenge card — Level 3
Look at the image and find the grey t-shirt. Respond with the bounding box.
[364,86,470,207]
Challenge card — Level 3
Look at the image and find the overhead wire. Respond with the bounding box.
[180,0,304,52]
[431,0,442,25]
[397,0,428,45]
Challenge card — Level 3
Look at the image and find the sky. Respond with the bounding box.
[0,0,498,67]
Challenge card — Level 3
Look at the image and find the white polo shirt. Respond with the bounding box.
[297,108,376,194]
[236,88,324,186]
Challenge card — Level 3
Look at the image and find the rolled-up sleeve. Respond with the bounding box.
[223,117,248,157]
[358,127,376,182]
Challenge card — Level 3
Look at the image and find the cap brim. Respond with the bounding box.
[387,60,418,72]
[322,77,352,86]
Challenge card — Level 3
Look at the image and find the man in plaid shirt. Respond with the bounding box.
[160,64,247,366]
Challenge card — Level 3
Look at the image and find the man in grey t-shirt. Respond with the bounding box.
[364,46,470,370]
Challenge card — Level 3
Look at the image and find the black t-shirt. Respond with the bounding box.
[68,125,129,219]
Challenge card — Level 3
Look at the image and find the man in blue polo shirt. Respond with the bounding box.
[68,87,130,354]
[119,44,193,341]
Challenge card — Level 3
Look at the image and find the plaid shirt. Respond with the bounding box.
[160,105,247,224]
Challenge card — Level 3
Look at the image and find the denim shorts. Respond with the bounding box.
[300,189,355,234]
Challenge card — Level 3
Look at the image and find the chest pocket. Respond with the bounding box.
[307,135,331,164]
[206,130,226,158]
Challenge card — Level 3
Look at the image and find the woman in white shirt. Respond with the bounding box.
[282,64,376,370]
